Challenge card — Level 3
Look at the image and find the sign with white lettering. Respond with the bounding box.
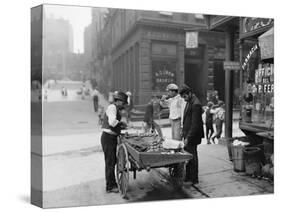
[240,18,273,39]
[242,44,259,71]
[223,61,240,71]
[252,63,274,94]
[242,18,273,34]
[152,60,176,91]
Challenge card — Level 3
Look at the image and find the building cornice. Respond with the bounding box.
[111,18,207,55]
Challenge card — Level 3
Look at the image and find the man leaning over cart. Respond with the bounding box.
[101,91,128,193]
[179,85,204,185]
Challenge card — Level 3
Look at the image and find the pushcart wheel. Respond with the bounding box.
[116,144,129,198]
[169,162,186,188]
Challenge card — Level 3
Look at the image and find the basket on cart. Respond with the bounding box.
[115,133,193,198]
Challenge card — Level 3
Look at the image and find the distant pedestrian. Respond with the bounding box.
[81,85,86,100]
[212,90,219,105]
[91,87,99,112]
[108,90,114,104]
[143,95,163,138]
[98,105,105,125]
[61,86,67,97]
[160,83,186,141]
[44,89,48,101]
[205,102,214,144]
[180,84,204,185]
[211,101,225,143]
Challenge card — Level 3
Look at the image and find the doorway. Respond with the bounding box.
[185,61,205,103]
[213,59,225,101]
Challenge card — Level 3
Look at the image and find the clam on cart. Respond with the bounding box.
[116,133,193,198]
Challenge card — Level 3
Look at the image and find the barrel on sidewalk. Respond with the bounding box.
[231,144,246,172]
[243,147,262,176]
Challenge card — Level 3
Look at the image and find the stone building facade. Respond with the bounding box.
[94,9,232,105]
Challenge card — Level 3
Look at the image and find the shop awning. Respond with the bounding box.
[259,27,274,60]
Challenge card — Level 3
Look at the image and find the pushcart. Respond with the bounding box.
[116,133,193,198]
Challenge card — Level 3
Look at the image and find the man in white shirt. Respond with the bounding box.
[160,83,186,140]
[101,91,128,193]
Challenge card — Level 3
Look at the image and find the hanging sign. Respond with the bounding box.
[242,44,259,71]
[223,61,240,71]
[185,31,198,48]
[240,18,273,39]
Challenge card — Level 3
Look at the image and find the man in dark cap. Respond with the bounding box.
[101,91,128,193]
[179,85,204,185]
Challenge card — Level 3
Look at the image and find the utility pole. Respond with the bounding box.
[225,27,235,139]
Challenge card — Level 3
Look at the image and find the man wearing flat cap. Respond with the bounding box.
[160,83,186,141]
[179,85,204,184]
[101,91,128,193]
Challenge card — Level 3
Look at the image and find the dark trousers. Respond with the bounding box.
[213,119,223,139]
[101,132,118,190]
[205,123,214,139]
[184,141,199,182]
[93,96,99,112]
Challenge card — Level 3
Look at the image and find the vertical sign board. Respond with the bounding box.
[186,31,198,48]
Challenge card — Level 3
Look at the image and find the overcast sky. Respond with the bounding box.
[45,4,92,53]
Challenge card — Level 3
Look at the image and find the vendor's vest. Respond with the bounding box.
[102,105,122,135]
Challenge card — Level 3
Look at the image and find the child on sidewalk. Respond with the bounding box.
[205,101,214,144]
[211,101,225,143]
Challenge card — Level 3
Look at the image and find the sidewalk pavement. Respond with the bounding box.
[158,143,273,198]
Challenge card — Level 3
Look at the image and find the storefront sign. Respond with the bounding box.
[223,61,240,71]
[252,64,274,94]
[152,60,176,91]
[185,32,198,48]
[240,18,273,39]
[242,18,273,34]
[242,44,259,70]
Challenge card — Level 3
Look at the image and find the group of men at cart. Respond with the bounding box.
[100,83,225,193]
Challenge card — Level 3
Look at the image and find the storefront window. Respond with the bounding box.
[242,59,274,129]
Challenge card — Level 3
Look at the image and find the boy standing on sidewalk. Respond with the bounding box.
[205,101,215,144]
[211,101,225,143]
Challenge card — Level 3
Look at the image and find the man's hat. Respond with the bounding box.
[179,84,192,95]
[207,101,214,107]
[166,83,179,91]
[114,91,128,104]
[126,91,132,96]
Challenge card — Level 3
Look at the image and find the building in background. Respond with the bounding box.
[43,15,74,81]
[87,8,235,105]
